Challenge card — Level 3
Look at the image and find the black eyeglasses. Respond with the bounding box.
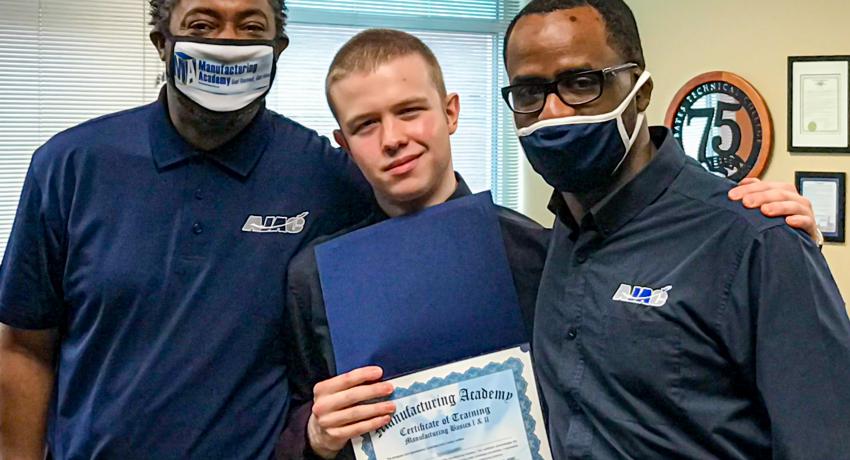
[501,63,639,114]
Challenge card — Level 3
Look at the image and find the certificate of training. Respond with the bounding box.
[353,347,551,460]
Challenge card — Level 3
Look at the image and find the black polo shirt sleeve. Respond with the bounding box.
[279,244,325,460]
[278,240,356,460]
[0,152,67,330]
[722,225,850,458]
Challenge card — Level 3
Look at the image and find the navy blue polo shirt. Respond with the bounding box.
[534,127,850,459]
[0,92,372,459]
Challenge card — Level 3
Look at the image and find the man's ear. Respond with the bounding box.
[150,30,167,61]
[445,93,460,135]
[274,35,290,57]
[636,75,653,113]
[333,129,350,153]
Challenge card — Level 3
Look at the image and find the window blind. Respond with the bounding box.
[275,0,522,207]
[0,0,521,259]
[0,0,162,257]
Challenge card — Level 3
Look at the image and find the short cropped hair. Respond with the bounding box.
[504,0,645,69]
[325,29,447,120]
[148,0,288,40]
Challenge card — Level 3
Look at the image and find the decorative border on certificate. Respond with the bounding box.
[354,347,550,460]
[788,56,850,153]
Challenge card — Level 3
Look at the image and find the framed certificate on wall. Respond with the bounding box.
[796,171,846,243]
[788,56,850,153]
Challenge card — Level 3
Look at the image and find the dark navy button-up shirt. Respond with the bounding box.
[534,127,850,459]
[0,91,372,459]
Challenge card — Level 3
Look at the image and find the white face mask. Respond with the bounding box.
[168,37,277,113]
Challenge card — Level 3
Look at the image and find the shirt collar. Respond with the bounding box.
[367,172,473,224]
[548,126,687,238]
[148,87,272,178]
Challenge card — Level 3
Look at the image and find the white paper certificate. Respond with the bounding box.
[802,179,839,233]
[352,347,551,460]
[791,59,849,149]
[801,75,841,133]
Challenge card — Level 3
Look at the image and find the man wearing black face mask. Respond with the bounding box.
[0,1,371,459]
[503,0,850,458]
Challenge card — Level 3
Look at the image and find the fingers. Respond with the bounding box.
[314,366,384,397]
[786,214,816,229]
[758,200,811,218]
[308,411,393,456]
[324,414,393,443]
[314,380,394,415]
[314,400,396,430]
[785,215,819,240]
[740,190,813,212]
[307,367,396,457]
[727,180,820,240]
[728,179,796,201]
[758,202,819,239]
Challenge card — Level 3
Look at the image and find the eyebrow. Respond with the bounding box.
[344,112,378,133]
[182,7,270,24]
[510,66,596,85]
[344,96,431,132]
[391,96,430,110]
[234,8,271,24]
[182,7,221,20]
[510,75,551,85]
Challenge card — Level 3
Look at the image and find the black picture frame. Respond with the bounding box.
[787,56,850,153]
[795,171,846,243]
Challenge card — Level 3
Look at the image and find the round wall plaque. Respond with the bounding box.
[665,71,773,182]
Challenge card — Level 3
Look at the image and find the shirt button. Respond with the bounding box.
[194,189,204,200]
[192,222,203,235]
[575,253,588,264]
[566,327,579,340]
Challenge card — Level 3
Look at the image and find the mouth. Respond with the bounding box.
[384,153,423,176]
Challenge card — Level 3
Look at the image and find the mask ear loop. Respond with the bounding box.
[608,70,651,175]
[611,111,645,175]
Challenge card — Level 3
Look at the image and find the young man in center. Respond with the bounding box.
[277,29,551,459]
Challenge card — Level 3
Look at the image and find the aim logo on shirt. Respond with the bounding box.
[612,283,672,307]
[242,212,309,234]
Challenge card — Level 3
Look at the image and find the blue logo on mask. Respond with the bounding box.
[173,52,197,85]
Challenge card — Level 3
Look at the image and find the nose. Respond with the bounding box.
[381,118,408,155]
[538,92,577,121]
[214,24,241,40]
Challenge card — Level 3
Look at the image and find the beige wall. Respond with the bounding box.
[518,0,850,300]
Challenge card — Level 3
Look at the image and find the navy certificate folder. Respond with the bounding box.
[315,191,525,379]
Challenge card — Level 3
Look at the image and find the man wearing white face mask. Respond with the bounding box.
[0,1,372,459]
[504,0,850,459]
